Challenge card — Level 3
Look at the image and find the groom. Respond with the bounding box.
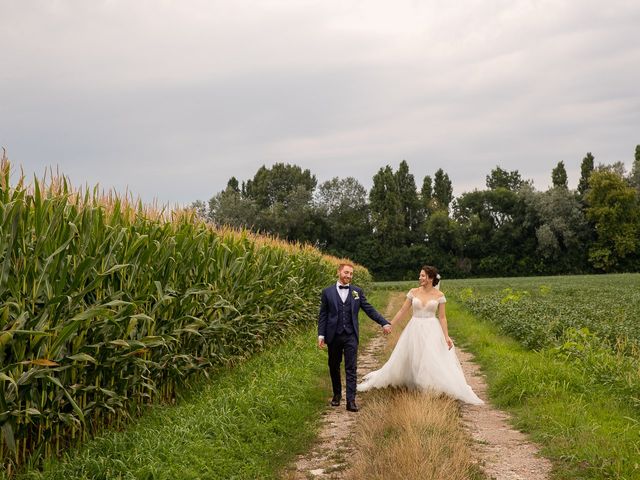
[318,263,391,412]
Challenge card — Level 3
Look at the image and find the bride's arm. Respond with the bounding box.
[438,303,454,349]
[390,298,412,324]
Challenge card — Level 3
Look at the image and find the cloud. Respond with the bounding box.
[1,0,639,204]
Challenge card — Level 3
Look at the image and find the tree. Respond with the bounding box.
[433,169,453,211]
[245,163,316,209]
[369,166,404,246]
[236,163,320,242]
[454,186,536,276]
[227,176,240,193]
[577,152,595,197]
[631,145,640,190]
[208,186,257,229]
[585,169,640,271]
[420,175,435,215]
[316,177,368,215]
[421,175,433,201]
[395,161,422,240]
[315,177,370,261]
[522,187,590,271]
[424,209,463,260]
[598,161,627,177]
[551,161,568,189]
[255,185,321,242]
[486,166,528,191]
[190,199,208,220]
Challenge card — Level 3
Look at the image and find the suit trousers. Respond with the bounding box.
[327,331,358,401]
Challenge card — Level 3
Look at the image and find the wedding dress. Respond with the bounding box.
[357,290,483,405]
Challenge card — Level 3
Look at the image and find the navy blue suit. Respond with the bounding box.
[318,284,389,401]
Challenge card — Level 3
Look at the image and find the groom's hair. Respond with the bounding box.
[338,262,354,271]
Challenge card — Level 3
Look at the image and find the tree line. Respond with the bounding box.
[192,146,640,280]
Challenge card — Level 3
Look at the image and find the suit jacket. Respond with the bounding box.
[318,284,389,344]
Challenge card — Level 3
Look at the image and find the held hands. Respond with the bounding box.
[383,324,392,335]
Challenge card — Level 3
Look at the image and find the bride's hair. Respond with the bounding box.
[421,265,439,286]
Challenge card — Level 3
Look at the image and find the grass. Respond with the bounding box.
[445,296,640,479]
[11,324,330,480]
[347,389,480,480]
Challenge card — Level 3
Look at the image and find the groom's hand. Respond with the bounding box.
[383,324,392,335]
[318,336,325,348]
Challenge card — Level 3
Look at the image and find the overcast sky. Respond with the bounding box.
[1,0,639,205]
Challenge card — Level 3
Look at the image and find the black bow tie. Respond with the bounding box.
[338,285,350,290]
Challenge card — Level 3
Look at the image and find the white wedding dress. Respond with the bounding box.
[357,290,483,405]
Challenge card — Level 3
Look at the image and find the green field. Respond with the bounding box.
[376,273,640,479]
[445,273,640,350]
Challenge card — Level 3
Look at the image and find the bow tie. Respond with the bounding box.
[338,285,350,290]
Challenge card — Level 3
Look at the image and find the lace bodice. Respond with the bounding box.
[406,290,446,318]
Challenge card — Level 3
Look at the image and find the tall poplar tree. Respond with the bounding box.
[551,161,568,189]
[395,160,422,241]
[433,169,453,212]
[630,145,640,190]
[577,152,595,197]
[369,166,404,246]
[421,175,434,215]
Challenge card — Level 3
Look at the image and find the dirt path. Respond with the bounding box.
[284,300,395,480]
[285,293,553,480]
[458,349,553,479]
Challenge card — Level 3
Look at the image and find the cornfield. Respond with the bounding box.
[0,152,370,476]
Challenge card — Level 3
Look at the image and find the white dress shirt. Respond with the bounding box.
[318,282,351,341]
[336,281,350,303]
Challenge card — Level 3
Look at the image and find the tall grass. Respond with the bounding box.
[348,389,478,480]
[348,293,481,480]
[0,153,370,476]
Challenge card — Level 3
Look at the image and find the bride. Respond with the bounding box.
[357,265,483,405]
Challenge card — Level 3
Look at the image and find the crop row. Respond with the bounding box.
[445,274,640,351]
[0,156,368,475]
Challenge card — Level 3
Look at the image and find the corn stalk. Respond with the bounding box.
[0,153,371,475]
